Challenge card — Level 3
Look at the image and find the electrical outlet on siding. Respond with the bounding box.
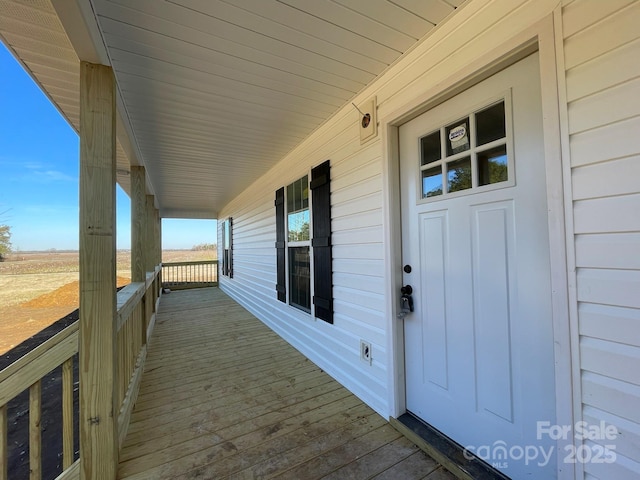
[360,340,372,365]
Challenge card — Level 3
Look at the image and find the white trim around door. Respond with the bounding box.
[381,12,577,480]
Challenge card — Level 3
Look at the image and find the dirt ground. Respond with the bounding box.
[0,249,216,479]
[0,250,215,354]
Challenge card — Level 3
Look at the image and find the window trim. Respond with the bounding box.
[285,174,312,313]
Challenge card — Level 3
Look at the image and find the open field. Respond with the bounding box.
[0,249,216,354]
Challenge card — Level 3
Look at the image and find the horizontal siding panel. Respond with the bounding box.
[579,303,640,347]
[333,286,385,313]
[583,442,640,480]
[332,158,382,193]
[331,142,381,177]
[332,192,383,219]
[332,258,384,278]
[577,269,640,309]
[562,0,637,38]
[568,79,640,134]
[570,116,640,167]
[332,225,384,246]
[331,175,382,206]
[563,1,640,69]
[580,337,640,384]
[575,233,640,270]
[582,371,640,424]
[566,38,640,102]
[333,300,386,331]
[333,272,384,295]
[333,313,387,352]
[572,156,640,200]
[583,405,640,462]
[573,194,640,234]
[332,210,382,231]
[333,244,384,261]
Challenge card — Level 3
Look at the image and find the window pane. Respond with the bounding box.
[422,167,443,198]
[420,130,441,165]
[476,101,506,146]
[289,247,311,312]
[287,175,310,242]
[288,210,309,241]
[478,146,508,186]
[445,118,470,156]
[447,157,472,193]
[224,220,230,247]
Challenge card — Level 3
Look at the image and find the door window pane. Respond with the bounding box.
[420,130,441,165]
[446,118,470,156]
[422,167,443,198]
[478,146,508,186]
[476,101,505,146]
[289,247,311,312]
[447,157,472,193]
[416,98,510,201]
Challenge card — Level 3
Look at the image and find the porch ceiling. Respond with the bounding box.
[1,0,464,218]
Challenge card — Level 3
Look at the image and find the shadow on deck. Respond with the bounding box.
[118,288,453,479]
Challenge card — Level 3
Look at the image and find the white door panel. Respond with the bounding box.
[400,52,556,479]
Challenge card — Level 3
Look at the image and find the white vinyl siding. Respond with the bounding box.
[218,7,640,480]
[563,0,640,478]
[218,0,564,418]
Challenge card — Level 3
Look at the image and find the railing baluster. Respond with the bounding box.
[1,403,7,480]
[29,380,42,480]
[62,358,74,468]
[160,260,218,289]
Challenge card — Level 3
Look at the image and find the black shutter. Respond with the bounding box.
[311,160,333,324]
[228,217,233,279]
[275,187,286,302]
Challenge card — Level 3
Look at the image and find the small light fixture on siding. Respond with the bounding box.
[116,169,130,176]
[352,96,378,144]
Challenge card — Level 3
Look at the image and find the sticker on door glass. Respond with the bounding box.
[448,124,469,154]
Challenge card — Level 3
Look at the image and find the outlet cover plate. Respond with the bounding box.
[360,340,372,365]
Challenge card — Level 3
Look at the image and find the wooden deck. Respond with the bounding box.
[118,288,453,480]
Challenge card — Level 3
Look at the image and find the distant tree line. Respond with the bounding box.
[191,243,216,251]
[0,224,11,261]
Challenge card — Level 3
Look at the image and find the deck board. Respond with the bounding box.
[118,288,448,479]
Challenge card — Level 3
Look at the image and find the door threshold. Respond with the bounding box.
[390,412,511,480]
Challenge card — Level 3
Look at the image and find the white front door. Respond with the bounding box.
[399,53,557,479]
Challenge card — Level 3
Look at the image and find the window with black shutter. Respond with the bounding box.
[221,217,233,278]
[275,160,333,323]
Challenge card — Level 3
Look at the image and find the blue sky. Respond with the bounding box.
[0,43,216,251]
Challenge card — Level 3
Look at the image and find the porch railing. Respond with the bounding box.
[0,323,79,480]
[0,265,162,480]
[161,260,218,290]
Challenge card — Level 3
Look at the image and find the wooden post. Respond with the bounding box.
[131,166,146,283]
[145,196,155,273]
[131,166,147,345]
[79,61,118,480]
[155,208,161,266]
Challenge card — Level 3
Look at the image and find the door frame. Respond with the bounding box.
[381,11,578,480]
